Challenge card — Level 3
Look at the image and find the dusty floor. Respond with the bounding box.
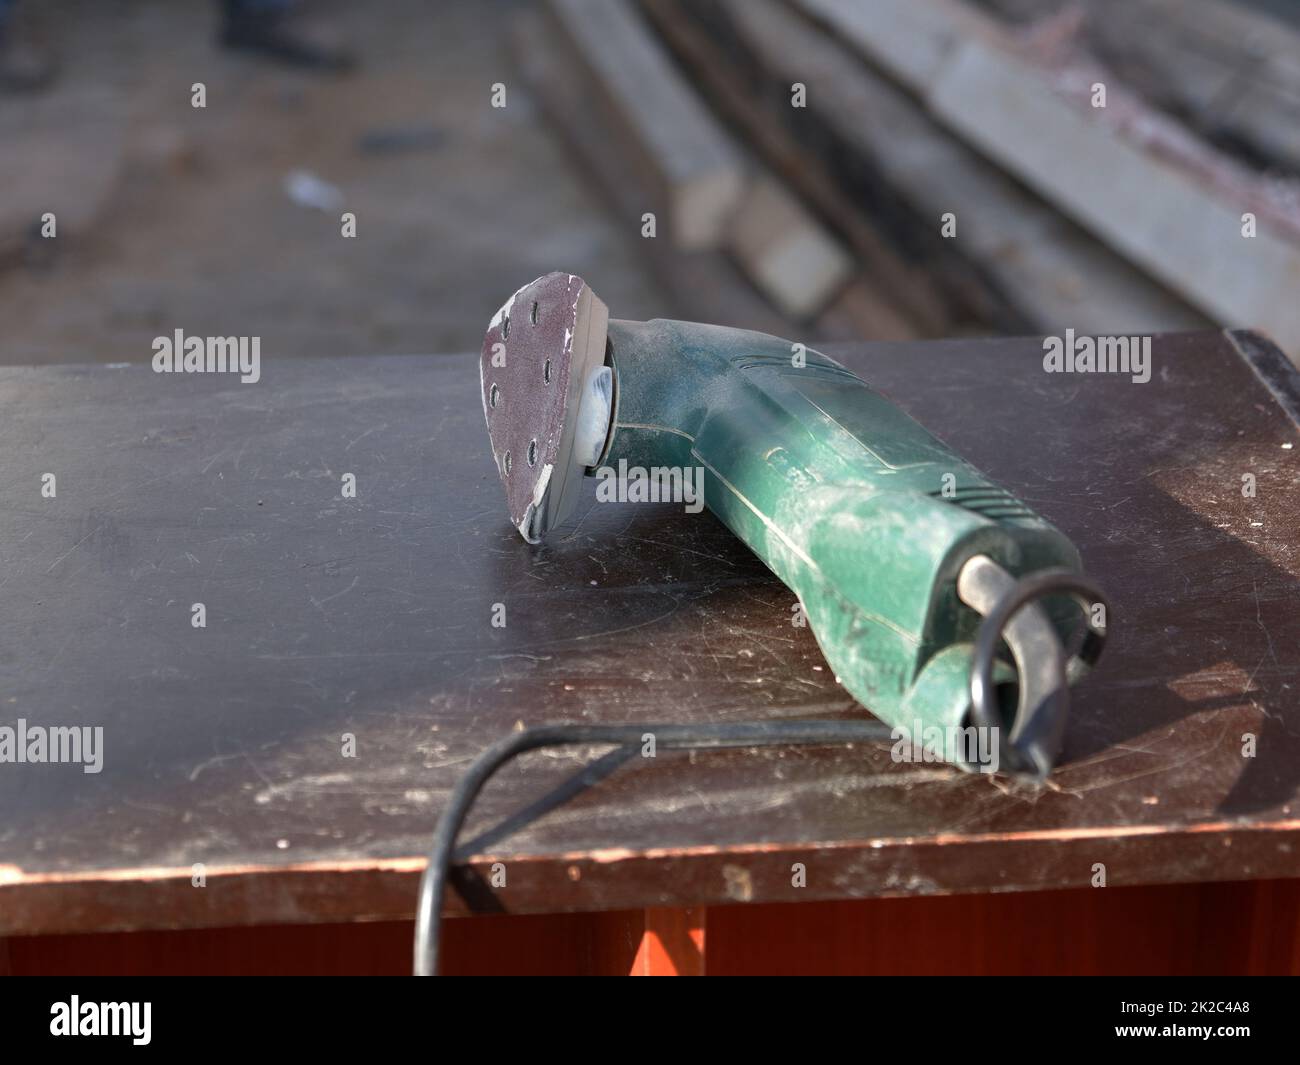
[0,0,669,366]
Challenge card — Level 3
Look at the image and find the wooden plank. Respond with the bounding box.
[977,0,1300,174]
[699,0,1205,334]
[915,0,1300,245]
[927,35,1300,356]
[727,175,852,318]
[816,278,921,342]
[641,0,950,335]
[797,0,1300,356]
[798,0,999,92]
[1101,0,1300,173]
[512,9,792,336]
[541,1,849,321]
[543,0,746,250]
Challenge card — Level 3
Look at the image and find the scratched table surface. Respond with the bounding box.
[1,330,1298,935]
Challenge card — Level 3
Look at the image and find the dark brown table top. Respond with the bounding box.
[1,329,1297,935]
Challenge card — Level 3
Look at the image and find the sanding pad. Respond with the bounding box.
[480,272,610,543]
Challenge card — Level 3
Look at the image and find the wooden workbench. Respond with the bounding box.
[2,330,1298,974]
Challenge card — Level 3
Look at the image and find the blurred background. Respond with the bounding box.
[1,0,1298,367]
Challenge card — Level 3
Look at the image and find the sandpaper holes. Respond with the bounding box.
[530,300,539,325]
[502,451,512,475]
[527,439,538,467]
[489,383,500,409]
[543,358,552,385]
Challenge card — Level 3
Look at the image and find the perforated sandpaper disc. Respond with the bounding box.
[480,272,609,542]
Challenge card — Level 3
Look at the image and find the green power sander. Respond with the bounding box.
[414,272,1108,973]
[479,271,1107,775]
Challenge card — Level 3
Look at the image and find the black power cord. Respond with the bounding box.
[412,718,890,975]
[413,573,1110,975]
